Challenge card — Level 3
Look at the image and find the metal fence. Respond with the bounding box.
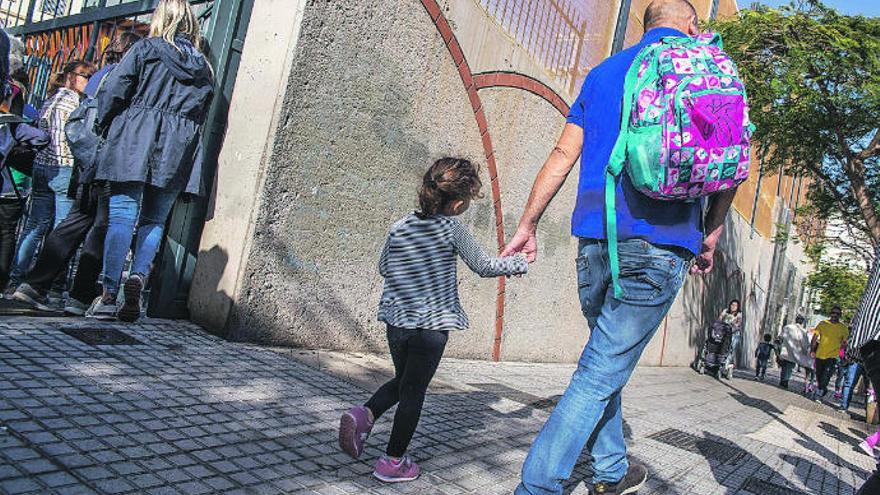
[0,0,213,107]
[477,0,617,95]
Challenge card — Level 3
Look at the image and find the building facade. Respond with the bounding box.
[3,0,817,365]
[188,0,816,366]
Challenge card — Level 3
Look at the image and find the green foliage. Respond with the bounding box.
[709,1,880,252]
[773,222,792,244]
[805,260,868,320]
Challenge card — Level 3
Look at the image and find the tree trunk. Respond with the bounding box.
[846,158,880,249]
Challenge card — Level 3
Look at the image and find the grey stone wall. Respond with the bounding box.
[225,0,498,358]
[194,0,813,365]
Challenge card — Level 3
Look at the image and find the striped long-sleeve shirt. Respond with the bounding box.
[377,212,528,331]
[847,249,880,361]
[33,88,79,170]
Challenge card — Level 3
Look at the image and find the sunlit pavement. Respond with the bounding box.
[0,317,874,494]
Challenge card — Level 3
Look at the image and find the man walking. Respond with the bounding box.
[811,306,849,400]
[502,1,741,493]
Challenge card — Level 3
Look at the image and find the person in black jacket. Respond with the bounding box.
[90,0,214,321]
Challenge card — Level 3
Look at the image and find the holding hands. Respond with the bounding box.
[501,227,538,263]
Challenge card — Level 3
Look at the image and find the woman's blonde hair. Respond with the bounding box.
[150,0,202,50]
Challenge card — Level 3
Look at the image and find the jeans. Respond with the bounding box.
[834,361,847,391]
[102,182,179,296]
[365,325,448,458]
[725,332,741,369]
[756,357,768,379]
[0,197,24,287]
[25,183,109,304]
[517,238,688,494]
[840,362,863,411]
[9,166,74,284]
[815,358,838,396]
[779,359,795,388]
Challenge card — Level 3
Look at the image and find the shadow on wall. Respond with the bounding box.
[188,245,233,334]
[683,213,748,368]
[209,0,504,359]
[224,230,387,354]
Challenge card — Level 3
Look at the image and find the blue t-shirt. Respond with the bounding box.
[568,27,703,255]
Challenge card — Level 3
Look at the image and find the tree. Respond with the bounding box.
[805,259,868,320]
[710,2,880,262]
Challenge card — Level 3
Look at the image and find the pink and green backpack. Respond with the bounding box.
[606,32,754,297]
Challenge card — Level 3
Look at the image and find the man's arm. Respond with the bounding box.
[500,123,584,261]
[691,187,737,274]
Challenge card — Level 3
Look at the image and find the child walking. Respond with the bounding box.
[338,157,528,483]
[755,334,776,381]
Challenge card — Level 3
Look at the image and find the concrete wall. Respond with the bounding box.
[190,0,815,366]
[219,0,498,358]
[188,0,309,331]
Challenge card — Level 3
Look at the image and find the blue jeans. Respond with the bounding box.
[840,362,863,410]
[517,238,688,494]
[725,332,741,368]
[9,166,74,284]
[102,182,179,296]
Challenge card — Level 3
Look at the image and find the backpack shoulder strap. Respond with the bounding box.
[605,42,665,298]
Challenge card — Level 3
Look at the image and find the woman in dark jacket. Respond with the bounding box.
[91,0,214,321]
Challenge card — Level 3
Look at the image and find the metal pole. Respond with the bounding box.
[24,0,37,24]
[83,0,107,62]
[611,0,632,54]
[750,155,765,239]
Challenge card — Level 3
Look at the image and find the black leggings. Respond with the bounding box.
[0,198,24,288]
[815,358,837,395]
[25,183,108,304]
[365,325,448,458]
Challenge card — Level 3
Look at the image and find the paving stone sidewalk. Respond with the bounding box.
[0,317,875,495]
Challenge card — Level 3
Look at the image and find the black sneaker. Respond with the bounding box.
[591,461,648,495]
[11,283,53,311]
[118,274,144,322]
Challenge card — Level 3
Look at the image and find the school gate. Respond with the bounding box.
[0,0,254,318]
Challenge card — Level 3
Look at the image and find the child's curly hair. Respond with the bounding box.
[418,157,483,216]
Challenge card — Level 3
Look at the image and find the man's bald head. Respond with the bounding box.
[644,0,699,34]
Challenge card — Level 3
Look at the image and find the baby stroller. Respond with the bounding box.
[697,321,734,379]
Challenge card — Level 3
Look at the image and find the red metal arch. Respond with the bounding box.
[419,0,571,361]
[473,71,570,116]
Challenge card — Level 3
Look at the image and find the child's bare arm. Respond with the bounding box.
[452,221,528,278]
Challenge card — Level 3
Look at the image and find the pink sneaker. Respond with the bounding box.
[373,455,420,483]
[339,406,373,458]
[860,440,876,457]
[834,391,843,400]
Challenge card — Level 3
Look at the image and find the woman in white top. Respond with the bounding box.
[778,315,810,389]
[720,299,743,368]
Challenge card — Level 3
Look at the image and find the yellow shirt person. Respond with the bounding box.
[814,319,849,360]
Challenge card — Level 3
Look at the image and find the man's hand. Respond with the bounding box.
[692,188,737,276]
[502,228,538,263]
[503,123,583,265]
[690,239,717,274]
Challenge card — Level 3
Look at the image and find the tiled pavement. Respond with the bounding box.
[0,317,875,495]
